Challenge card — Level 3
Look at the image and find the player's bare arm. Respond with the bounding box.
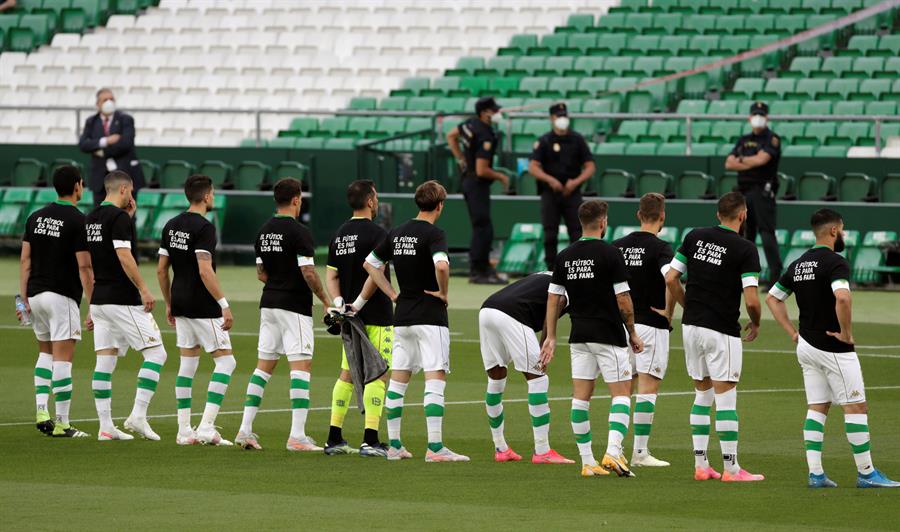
[539,292,563,369]
[77,250,94,329]
[765,292,798,342]
[301,264,331,310]
[256,262,268,284]
[424,260,449,305]
[617,291,644,353]
[156,254,174,326]
[363,261,398,302]
[116,247,154,312]
[196,251,232,331]
[827,288,854,345]
[18,241,31,317]
[742,286,762,342]
[665,268,686,308]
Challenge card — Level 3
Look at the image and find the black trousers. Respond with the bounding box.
[462,177,494,274]
[743,185,782,282]
[541,190,582,269]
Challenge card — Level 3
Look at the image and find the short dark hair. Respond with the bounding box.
[347,179,375,210]
[414,180,447,212]
[96,87,112,100]
[638,192,665,222]
[184,174,213,204]
[273,177,303,207]
[104,170,132,193]
[53,165,83,196]
[717,191,746,219]
[811,208,843,235]
[578,199,608,228]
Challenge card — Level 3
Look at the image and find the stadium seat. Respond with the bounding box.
[498,223,542,274]
[197,160,233,189]
[0,188,35,236]
[676,171,715,199]
[273,161,309,184]
[594,169,635,197]
[11,158,47,187]
[160,160,195,189]
[718,172,738,195]
[882,174,900,203]
[797,172,837,201]
[838,173,877,202]
[234,161,271,190]
[636,170,674,197]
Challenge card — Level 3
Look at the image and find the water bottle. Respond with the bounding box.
[15,294,31,326]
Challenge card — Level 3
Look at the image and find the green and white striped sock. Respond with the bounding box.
[176,356,199,430]
[633,393,657,453]
[424,379,446,453]
[691,388,714,468]
[528,375,551,455]
[571,398,594,466]
[34,352,52,412]
[386,379,407,450]
[51,361,73,424]
[715,388,740,474]
[845,413,874,475]
[240,369,271,434]
[804,410,827,476]
[485,377,507,452]
[132,347,165,418]
[93,355,118,432]
[200,355,235,429]
[606,395,631,456]
[289,370,310,440]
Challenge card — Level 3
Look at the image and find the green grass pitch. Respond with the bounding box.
[1,258,898,530]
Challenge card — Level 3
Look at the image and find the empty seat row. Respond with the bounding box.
[728,77,900,101]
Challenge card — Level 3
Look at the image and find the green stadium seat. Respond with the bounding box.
[789,78,828,100]
[70,0,104,27]
[866,101,896,116]
[679,14,717,34]
[197,160,233,188]
[567,33,598,53]
[346,116,378,137]
[783,145,815,157]
[800,101,833,116]
[597,13,627,33]
[268,137,297,149]
[769,101,800,115]
[18,13,52,45]
[822,79,859,101]
[805,121,838,144]
[727,78,765,100]
[459,77,489,95]
[78,190,94,212]
[850,57,885,78]
[785,56,822,78]
[625,143,658,155]
[497,223,542,274]
[160,160,194,189]
[652,13,684,34]
[657,142,687,155]
[718,172,738,195]
[138,160,160,187]
[287,117,319,137]
[715,15,744,34]
[852,79,890,102]
[814,146,848,157]
[690,143,719,156]
[610,120,648,142]
[646,121,681,142]
[374,117,407,137]
[578,99,617,134]
[595,142,627,155]
[797,172,837,200]
[430,77,463,97]
[832,101,865,116]
[657,226,679,245]
[232,161,270,191]
[612,225,640,240]
[317,116,350,136]
[594,169,635,197]
[60,7,87,33]
[676,171,715,198]
[706,100,738,114]
[628,57,664,77]
[819,56,853,78]
[446,56,484,76]
[347,97,376,110]
[501,33,538,55]
[636,170,674,196]
[719,35,750,55]
[844,34,879,56]
[11,158,47,187]
[566,13,595,32]
[838,173,876,201]
[832,122,872,145]
[434,97,466,114]
[294,138,325,150]
[323,138,357,150]
[880,174,900,203]
[406,97,437,111]
[759,78,795,100]
[773,14,807,34]
[878,34,900,55]
[540,56,574,76]
[686,35,722,55]
[625,12,655,34]
[659,36,690,56]
[676,99,707,114]
[0,188,33,236]
[27,188,58,219]
[623,35,661,56]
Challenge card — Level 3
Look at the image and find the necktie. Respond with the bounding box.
[103,117,110,136]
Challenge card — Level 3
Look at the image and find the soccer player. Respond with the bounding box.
[766,209,900,488]
[157,174,234,446]
[363,180,469,462]
[612,193,674,467]
[19,165,93,437]
[234,177,332,452]
[541,199,644,478]
[665,191,763,482]
[323,180,395,457]
[479,272,574,464]
[86,170,167,441]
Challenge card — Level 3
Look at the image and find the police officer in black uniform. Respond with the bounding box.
[725,102,783,284]
[446,96,510,285]
[528,103,595,270]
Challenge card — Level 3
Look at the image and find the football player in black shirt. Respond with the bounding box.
[19,165,93,437]
[665,192,763,482]
[233,178,332,452]
[541,200,644,478]
[479,272,574,464]
[767,209,900,489]
[86,170,167,442]
[158,175,234,446]
[322,180,395,457]
[613,193,675,468]
[364,181,469,462]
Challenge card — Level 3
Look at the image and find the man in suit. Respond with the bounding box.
[78,88,145,205]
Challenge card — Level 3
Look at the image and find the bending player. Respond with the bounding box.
[612,193,674,467]
[479,272,574,464]
[86,170,167,441]
[541,200,644,478]
[234,177,331,452]
[665,192,763,482]
[158,175,234,446]
[323,180,395,457]
[19,165,93,437]
[766,208,899,488]
[364,181,469,462]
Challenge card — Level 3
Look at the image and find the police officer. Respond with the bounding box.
[725,102,783,284]
[447,96,509,285]
[528,103,595,270]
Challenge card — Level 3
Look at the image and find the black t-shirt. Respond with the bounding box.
[369,219,449,327]
[255,215,315,316]
[732,127,781,189]
[327,217,393,326]
[86,203,141,306]
[482,271,567,332]
[159,211,221,319]
[23,201,88,304]
[550,238,629,346]
[458,117,497,179]
[772,246,853,353]
[529,130,593,190]
[614,231,673,330]
[674,225,760,337]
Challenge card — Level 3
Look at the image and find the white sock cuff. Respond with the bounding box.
[178,356,200,376]
[636,393,657,404]
[388,379,408,395]
[528,375,549,393]
[714,387,737,409]
[845,413,868,425]
[425,379,446,395]
[486,377,506,394]
[142,344,167,364]
[290,370,310,381]
[214,354,237,374]
[95,355,118,372]
[52,360,73,372]
[253,368,272,381]
[612,395,630,408]
[37,352,53,365]
[806,410,827,424]
[572,398,590,410]
[694,387,714,406]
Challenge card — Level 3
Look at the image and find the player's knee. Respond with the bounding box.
[214,353,237,372]
[339,369,352,382]
[844,401,867,415]
[486,365,507,380]
[143,344,167,365]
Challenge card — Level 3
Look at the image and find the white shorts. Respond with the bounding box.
[91,304,162,356]
[479,308,543,375]
[175,317,232,353]
[393,325,450,374]
[30,291,81,342]
[797,336,866,405]
[257,308,314,361]
[682,324,743,382]
[570,342,631,383]
[630,323,669,379]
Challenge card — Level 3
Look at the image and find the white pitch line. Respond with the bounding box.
[2,385,900,429]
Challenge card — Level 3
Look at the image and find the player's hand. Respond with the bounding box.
[84,312,94,331]
[140,288,155,312]
[389,292,399,303]
[107,134,121,145]
[562,180,579,197]
[124,197,136,217]
[650,306,672,324]
[424,290,448,306]
[165,305,175,326]
[547,178,563,193]
[456,156,467,173]
[16,298,30,321]
[539,338,556,369]
[497,173,510,190]
[743,321,760,342]
[629,331,644,354]
[826,329,854,345]
[221,307,234,331]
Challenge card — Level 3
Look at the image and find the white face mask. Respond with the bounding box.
[490,111,503,125]
[554,116,570,131]
[101,99,116,116]
[750,115,767,129]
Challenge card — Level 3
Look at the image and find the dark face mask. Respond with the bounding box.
[834,234,845,253]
